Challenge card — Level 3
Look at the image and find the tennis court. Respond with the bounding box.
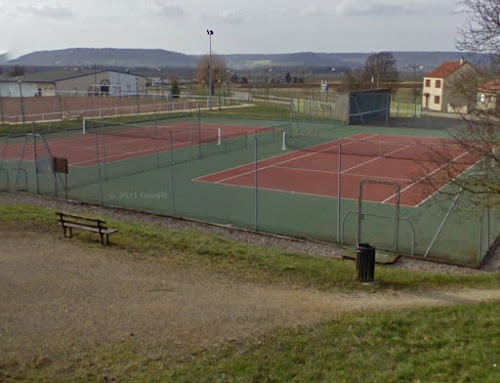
[196,133,479,207]
[2,121,268,167]
[0,115,497,266]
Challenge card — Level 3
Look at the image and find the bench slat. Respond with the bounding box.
[56,212,106,224]
[62,220,101,228]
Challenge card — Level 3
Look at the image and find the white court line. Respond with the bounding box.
[71,141,186,167]
[381,150,471,204]
[272,165,412,182]
[192,132,374,181]
[415,154,479,207]
[212,134,379,184]
[340,144,412,174]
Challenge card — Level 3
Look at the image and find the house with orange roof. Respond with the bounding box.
[422,59,479,113]
[477,77,500,111]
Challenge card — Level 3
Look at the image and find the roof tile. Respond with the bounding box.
[425,61,464,79]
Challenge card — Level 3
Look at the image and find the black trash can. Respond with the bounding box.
[356,243,376,282]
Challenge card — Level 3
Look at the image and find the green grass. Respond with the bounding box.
[7,300,500,382]
[1,202,499,292]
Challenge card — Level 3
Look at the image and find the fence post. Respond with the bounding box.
[94,127,104,205]
[100,119,108,180]
[154,110,160,168]
[255,136,259,231]
[32,123,40,195]
[337,144,342,242]
[169,131,175,215]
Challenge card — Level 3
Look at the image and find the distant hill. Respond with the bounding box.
[6,48,490,72]
[8,48,197,68]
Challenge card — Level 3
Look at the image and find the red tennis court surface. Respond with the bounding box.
[195,133,480,207]
[2,122,265,167]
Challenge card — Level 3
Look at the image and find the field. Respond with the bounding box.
[0,109,496,266]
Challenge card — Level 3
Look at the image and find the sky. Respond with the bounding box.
[0,0,466,58]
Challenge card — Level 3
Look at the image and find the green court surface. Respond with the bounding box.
[1,115,497,266]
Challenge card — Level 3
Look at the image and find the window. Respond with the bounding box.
[435,80,441,88]
[434,95,440,104]
[425,79,431,87]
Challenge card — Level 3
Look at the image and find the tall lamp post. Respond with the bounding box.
[407,64,422,118]
[207,29,214,111]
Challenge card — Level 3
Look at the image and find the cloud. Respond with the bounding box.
[148,0,184,18]
[216,9,246,24]
[17,3,73,19]
[338,2,424,17]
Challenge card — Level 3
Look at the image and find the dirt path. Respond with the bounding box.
[1,226,500,365]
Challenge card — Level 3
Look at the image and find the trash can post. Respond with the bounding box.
[356,243,376,282]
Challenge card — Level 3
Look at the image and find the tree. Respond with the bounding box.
[9,66,25,77]
[456,0,500,55]
[363,52,398,89]
[195,53,227,95]
[170,77,181,99]
[340,69,370,92]
[411,0,500,210]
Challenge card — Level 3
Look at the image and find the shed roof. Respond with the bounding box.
[478,77,500,93]
[0,69,146,83]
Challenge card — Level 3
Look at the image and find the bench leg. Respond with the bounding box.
[63,227,73,238]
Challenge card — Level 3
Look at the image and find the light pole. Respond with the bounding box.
[407,64,422,118]
[207,29,214,111]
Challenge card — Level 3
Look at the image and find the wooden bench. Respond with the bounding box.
[56,212,118,245]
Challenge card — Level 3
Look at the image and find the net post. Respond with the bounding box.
[168,131,175,215]
[282,132,287,151]
[217,128,222,146]
[337,144,342,243]
[82,118,86,134]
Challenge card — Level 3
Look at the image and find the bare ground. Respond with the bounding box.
[1,223,500,368]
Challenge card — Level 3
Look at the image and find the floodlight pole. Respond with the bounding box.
[207,29,214,111]
[407,64,422,118]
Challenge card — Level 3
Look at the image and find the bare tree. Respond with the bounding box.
[412,1,500,209]
[456,0,500,55]
[340,69,369,92]
[195,54,227,95]
[363,52,399,89]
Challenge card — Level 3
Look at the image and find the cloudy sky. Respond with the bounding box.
[0,0,465,58]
